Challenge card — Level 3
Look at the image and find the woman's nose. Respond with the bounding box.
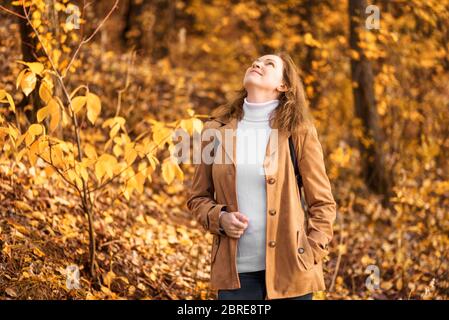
[252,61,262,69]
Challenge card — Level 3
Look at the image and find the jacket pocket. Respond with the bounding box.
[211,235,221,263]
[296,230,314,271]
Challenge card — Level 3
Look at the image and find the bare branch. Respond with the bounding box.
[0,5,26,19]
[62,0,120,78]
[115,50,136,118]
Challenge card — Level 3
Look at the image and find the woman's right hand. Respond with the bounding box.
[219,211,249,238]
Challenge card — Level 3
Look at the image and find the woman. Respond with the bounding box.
[187,52,337,300]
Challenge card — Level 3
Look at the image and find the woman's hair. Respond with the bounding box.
[210,51,314,134]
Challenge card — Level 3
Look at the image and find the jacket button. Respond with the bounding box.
[269,240,276,248]
[268,177,276,184]
[298,247,305,254]
[269,209,276,215]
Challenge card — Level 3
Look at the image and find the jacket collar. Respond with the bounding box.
[212,116,288,171]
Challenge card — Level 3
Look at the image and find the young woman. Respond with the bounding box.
[187,52,337,300]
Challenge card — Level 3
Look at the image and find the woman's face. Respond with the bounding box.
[243,54,285,95]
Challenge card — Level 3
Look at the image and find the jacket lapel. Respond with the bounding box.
[214,116,286,173]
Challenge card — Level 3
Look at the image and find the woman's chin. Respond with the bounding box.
[243,80,264,89]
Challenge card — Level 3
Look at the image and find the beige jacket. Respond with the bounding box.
[187,115,337,299]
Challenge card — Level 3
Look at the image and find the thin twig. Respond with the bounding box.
[88,128,177,193]
[62,0,120,78]
[0,5,26,19]
[329,193,352,292]
[115,50,136,118]
[99,239,127,249]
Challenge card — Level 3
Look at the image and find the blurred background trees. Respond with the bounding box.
[0,0,448,299]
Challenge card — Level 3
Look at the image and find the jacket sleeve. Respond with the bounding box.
[186,120,228,236]
[296,124,337,263]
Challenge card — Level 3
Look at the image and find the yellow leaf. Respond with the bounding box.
[304,33,322,48]
[109,123,120,139]
[20,71,37,96]
[201,43,211,52]
[33,247,46,258]
[84,144,97,159]
[28,140,40,166]
[179,119,193,135]
[100,286,112,295]
[16,69,26,90]
[95,154,117,181]
[67,168,77,182]
[186,108,195,117]
[349,49,360,60]
[16,61,44,75]
[161,157,183,184]
[0,127,8,139]
[7,219,29,235]
[153,126,173,146]
[174,161,184,181]
[16,147,27,162]
[337,244,347,255]
[396,277,403,290]
[85,292,97,300]
[125,148,137,165]
[14,200,33,212]
[7,124,18,140]
[135,172,145,194]
[103,271,116,287]
[71,96,86,114]
[361,255,375,265]
[80,166,88,182]
[25,133,34,146]
[50,144,64,166]
[86,93,101,124]
[147,154,159,170]
[61,108,70,126]
[5,288,17,298]
[95,161,106,181]
[0,89,16,113]
[192,118,203,134]
[137,283,146,291]
[37,106,50,122]
[48,99,60,132]
[161,159,174,184]
[39,81,52,103]
[113,144,122,157]
[29,123,43,136]
[179,118,203,136]
[381,281,393,290]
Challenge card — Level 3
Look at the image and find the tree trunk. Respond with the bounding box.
[122,0,175,61]
[349,0,392,201]
[300,0,321,110]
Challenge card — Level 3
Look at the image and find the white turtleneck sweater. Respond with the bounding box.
[234,97,280,273]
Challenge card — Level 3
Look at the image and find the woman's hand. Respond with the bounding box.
[219,211,249,238]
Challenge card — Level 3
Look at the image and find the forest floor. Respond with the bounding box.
[0,159,447,300]
[0,159,215,299]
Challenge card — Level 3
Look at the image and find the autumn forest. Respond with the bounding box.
[0,0,448,300]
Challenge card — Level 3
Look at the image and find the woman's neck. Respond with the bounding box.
[246,89,279,103]
[242,97,279,122]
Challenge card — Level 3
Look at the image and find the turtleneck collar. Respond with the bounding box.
[242,97,280,122]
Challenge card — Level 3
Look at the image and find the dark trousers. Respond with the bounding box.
[217,270,313,300]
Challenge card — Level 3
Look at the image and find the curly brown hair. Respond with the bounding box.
[209,51,315,134]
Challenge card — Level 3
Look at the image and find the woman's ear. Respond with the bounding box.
[277,83,288,93]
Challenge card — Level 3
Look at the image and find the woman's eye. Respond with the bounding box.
[267,62,274,67]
